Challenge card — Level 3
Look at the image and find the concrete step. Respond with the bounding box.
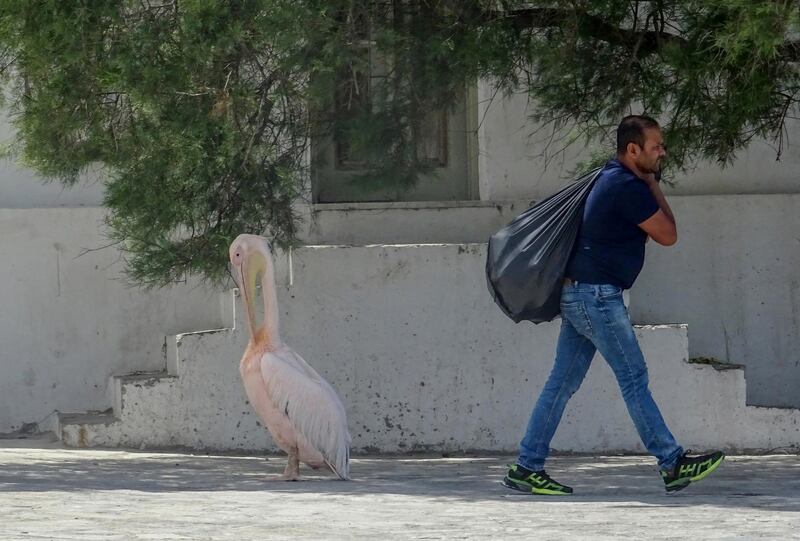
[58,411,118,448]
[59,243,800,453]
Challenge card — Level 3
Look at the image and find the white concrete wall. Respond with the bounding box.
[61,245,800,453]
[0,207,225,433]
[477,82,800,201]
[630,194,800,408]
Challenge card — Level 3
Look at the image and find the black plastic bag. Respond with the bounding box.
[486,167,603,323]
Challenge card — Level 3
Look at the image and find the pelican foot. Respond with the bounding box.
[262,473,300,482]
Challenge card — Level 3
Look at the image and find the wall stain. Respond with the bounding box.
[77,426,89,447]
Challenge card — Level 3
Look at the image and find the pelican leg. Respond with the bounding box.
[263,447,300,481]
[282,447,300,481]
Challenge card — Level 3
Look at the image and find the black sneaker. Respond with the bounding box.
[661,450,725,492]
[502,464,573,495]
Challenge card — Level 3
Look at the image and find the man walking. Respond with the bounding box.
[503,115,724,495]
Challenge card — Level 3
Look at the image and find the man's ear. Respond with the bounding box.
[627,142,639,158]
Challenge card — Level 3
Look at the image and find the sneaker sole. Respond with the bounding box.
[665,480,691,493]
[689,454,725,483]
[501,477,573,496]
[665,454,725,493]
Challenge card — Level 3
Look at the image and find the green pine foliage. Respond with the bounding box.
[0,1,798,286]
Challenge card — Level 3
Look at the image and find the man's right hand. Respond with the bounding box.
[638,178,677,246]
[641,172,659,185]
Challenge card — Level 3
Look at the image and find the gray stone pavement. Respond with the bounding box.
[1,437,799,540]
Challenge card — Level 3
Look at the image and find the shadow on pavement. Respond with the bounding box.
[1,446,798,512]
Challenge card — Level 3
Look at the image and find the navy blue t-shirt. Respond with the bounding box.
[565,159,660,289]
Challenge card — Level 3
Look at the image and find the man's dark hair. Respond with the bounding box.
[616,115,660,153]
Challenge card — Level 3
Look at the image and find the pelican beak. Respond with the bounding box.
[233,261,251,337]
[232,262,244,291]
[237,251,265,338]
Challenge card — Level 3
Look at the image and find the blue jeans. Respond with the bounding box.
[518,282,684,471]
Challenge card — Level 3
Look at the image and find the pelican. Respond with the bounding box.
[229,234,350,480]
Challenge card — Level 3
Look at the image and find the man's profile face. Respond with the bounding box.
[633,127,666,175]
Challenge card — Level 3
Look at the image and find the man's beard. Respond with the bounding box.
[637,159,660,175]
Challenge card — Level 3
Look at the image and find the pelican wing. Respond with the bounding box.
[259,346,351,479]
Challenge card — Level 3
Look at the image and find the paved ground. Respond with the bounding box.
[1,438,799,540]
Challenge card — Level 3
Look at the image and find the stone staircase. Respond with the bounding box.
[58,242,800,453]
[60,290,271,451]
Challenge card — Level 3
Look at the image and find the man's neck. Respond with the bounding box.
[616,154,646,179]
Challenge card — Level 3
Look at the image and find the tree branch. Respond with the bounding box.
[496,7,685,56]
[779,40,800,62]
[498,7,800,63]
